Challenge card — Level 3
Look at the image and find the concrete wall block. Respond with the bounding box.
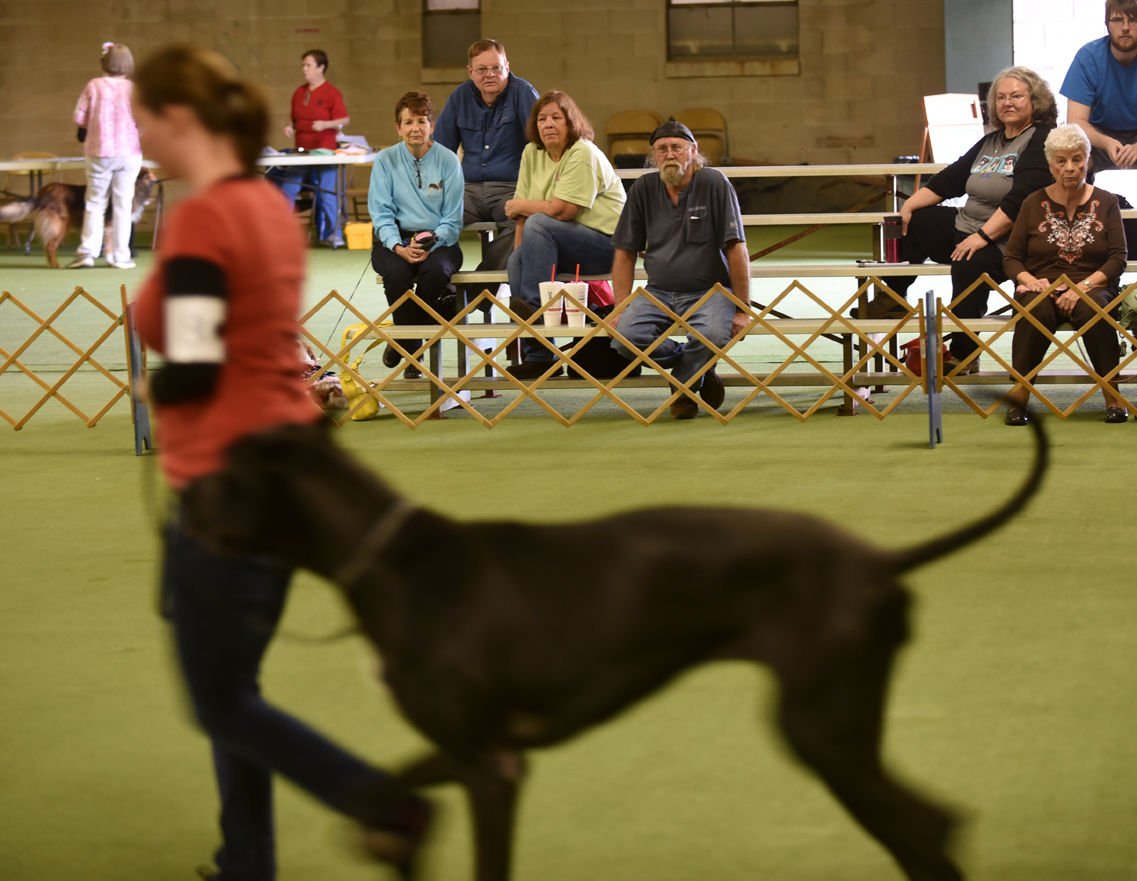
[0,0,951,166]
[309,0,349,15]
[252,0,310,18]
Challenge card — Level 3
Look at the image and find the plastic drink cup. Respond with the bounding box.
[538,281,564,326]
[562,282,589,327]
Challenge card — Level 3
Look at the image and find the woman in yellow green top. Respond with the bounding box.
[504,90,626,376]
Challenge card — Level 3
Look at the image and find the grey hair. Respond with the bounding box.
[1044,124,1092,161]
[987,66,1058,128]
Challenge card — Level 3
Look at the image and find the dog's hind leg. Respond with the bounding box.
[772,601,964,879]
[36,217,63,269]
[44,232,63,269]
[778,684,962,879]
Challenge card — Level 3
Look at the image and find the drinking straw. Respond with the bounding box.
[575,264,580,282]
[550,264,557,282]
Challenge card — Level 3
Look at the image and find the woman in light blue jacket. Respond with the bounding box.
[369,90,464,375]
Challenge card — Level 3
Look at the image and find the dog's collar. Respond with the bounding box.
[332,499,416,587]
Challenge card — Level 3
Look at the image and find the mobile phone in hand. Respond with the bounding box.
[409,231,437,250]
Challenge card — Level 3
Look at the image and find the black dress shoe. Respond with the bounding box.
[382,344,402,368]
[699,369,725,410]
[1004,406,1030,426]
[403,364,423,380]
[435,293,460,319]
[1105,405,1129,423]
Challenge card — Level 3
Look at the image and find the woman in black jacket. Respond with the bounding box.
[855,66,1056,371]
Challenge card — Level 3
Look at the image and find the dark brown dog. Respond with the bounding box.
[181,416,1047,881]
[0,169,157,267]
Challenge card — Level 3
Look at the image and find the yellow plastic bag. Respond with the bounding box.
[339,322,389,421]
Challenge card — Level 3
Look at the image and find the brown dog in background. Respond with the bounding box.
[0,169,158,267]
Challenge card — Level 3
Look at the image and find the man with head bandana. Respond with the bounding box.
[609,119,750,419]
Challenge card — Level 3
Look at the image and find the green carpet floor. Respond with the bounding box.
[3,236,1136,880]
[3,408,1136,881]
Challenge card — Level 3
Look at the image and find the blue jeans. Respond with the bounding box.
[507,213,615,362]
[164,519,400,881]
[611,286,736,386]
[268,165,341,243]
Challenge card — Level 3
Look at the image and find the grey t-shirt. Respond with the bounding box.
[956,126,1038,242]
[612,167,744,293]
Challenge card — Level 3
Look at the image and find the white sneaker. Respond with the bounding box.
[107,258,136,269]
[67,256,95,269]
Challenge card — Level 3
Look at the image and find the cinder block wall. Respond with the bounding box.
[0,0,945,168]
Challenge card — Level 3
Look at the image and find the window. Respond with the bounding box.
[668,0,799,60]
[423,0,481,70]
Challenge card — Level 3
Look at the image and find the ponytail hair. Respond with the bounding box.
[133,45,269,174]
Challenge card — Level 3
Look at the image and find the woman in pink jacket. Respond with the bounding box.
[70,41,142,269]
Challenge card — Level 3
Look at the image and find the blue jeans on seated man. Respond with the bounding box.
[506,213,616,363]
[267,165,342,245]
[611,286,736,387]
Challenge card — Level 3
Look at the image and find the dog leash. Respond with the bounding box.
[332,499,417,588]
[320,254,374,354]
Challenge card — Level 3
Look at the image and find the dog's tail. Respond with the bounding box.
[0,199,34,223]
[891,411,1048,574]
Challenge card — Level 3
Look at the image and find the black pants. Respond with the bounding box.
[371,242,464,325]
[1012,288,1121,386]
[882,205,1007,360]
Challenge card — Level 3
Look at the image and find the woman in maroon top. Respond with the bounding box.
[1003,123,1130,425]
[131,45,430,881]
[268,49,350,247]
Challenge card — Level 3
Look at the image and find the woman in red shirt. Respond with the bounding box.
[268,49,350,247]
[131,45,430,881]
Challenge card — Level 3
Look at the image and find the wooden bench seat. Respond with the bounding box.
[445,262,957,288]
